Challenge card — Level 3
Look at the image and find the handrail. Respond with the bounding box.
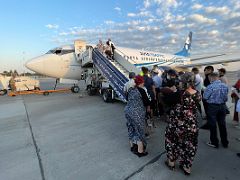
[92,54,126,101]
[94,49,128,82]
[92,49,128,101]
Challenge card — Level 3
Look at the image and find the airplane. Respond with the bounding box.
[25,32,240,93]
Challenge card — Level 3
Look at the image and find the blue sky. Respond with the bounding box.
[0,0,240,72]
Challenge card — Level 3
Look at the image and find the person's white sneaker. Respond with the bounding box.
[235,125,240,129]
[206,142,218,148]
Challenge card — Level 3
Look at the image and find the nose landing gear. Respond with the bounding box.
[71,85,80,93]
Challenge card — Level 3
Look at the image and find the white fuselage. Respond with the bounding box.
[25,45,190,80]
[117,47,190,67]
[26,45,83,80]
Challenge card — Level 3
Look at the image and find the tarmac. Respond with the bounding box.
[0,78,240,180]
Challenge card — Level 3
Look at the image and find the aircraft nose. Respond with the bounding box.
[25,57,44,73]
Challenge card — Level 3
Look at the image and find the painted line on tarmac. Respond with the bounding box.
[124,151,166,180]
[22,97,46,180]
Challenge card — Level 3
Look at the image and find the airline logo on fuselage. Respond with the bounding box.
[140,51,165,58]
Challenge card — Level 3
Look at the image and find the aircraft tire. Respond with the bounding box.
[34,87,40,90]
[102,89,113,103]
[0,89,7,96]
[71,86,80,93]
[87,86,97,96]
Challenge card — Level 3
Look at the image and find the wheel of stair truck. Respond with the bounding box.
[87,85,97,96]
[0,89,7,96]
[102,89,113,103]
[43,91,49,96]
[71,86,80,93]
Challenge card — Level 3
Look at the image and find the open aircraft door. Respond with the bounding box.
[74,40,86,63]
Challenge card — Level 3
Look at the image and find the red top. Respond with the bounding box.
[231,79,240,98]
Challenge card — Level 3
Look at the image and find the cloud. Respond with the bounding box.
[127,13,136,17]
[205,6,230,15]
[104,20,115,25]
[127,10,153,18]
[154,0,178,8]
[228,12,240,19]
[59,32,69,36]
[144,0,151,8]
[231,0,240,10]
[45,24,59,29]
[48,1,240,54]
[175,15,186,22]
[189,14,217,24]
[191,3,203,10]
[231,25,240,31]
[114,7,121,12]
[208,30,219,36]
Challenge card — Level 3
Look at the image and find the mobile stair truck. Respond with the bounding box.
[74,40,140,102]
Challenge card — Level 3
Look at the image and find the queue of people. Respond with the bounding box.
[123,65,239,175]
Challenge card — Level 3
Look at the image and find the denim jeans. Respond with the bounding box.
[207,104,229,146]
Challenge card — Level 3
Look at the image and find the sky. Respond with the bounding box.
[0,0,240,73]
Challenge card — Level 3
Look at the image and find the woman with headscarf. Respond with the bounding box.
[231,71,240,127]
[165,72,201,175]
[124,75,151,157]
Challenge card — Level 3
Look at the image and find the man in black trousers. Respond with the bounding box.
[203,72,229,148]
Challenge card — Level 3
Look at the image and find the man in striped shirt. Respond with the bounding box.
[203,72,229,148]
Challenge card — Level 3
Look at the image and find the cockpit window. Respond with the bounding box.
[55,49,62,54]
[46,48,58,54]
[46,48,74,55]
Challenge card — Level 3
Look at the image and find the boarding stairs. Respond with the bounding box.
[109,59,129,78]
[92,48,130,101]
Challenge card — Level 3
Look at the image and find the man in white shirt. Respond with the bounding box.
[152,67,163,117]
[218,68,228,85]
[192,67,203,92]
[124,72,136,96]
[192,67,204,120]
[152,67,162,89]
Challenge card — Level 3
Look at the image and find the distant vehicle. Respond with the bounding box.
[0,75,40,95]
[13,76,40,91]
[0,75,11,95]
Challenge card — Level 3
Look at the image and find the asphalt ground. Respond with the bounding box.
[0,78,239,180]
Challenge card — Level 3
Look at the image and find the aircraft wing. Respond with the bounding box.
[179,51,240,68]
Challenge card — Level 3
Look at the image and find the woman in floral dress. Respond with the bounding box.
[165,72,201,175]
[124,75,151,157]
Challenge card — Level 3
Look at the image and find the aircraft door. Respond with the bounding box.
[74,40,86,62]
